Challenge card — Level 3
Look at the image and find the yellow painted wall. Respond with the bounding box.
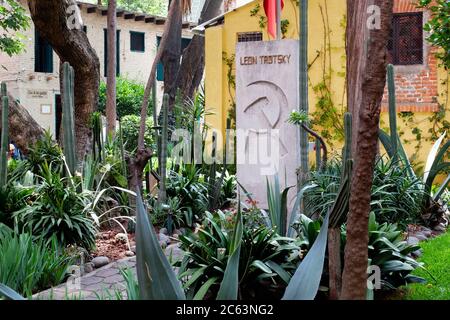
[205,0,347,144]
[204,0,450,167]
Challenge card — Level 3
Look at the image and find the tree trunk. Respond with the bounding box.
[174,0,223,103]
[328,227,342,300]
[27,0,101,161]
[0,93,44,155]
[106,0,117,137]
[341,0,393,300]
[161,0,183,111]
[133,0,180,193]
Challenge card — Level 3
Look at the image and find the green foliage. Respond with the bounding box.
[13,162,97,249]
[135,190,186,300]
[0,225,72,297]
[26,130,65,175]
[98,77,148,118]
[283,212,329,300]
[0,179,34,228]
[366,212,426,290]
[303,157,425,230]
[418,0,450,69]
[288,110,310,126]
[291,212,426,293]
[120,115,154,154]
[177,211,300,300]
[0,0,29,56]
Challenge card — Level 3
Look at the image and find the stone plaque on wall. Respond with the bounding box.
[27,89,48,99]
[236,40,299,209]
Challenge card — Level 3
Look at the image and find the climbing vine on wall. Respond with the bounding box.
[222,52,236,126]
[309,1,346,148]
[249,2,291,38]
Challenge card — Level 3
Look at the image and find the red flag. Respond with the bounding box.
[264,0,285,39]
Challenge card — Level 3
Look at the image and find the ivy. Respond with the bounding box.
[249,2,291,38]
[222,52,236,126]
[418,0,450,70]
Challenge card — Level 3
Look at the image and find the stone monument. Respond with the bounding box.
[236,40,299,209]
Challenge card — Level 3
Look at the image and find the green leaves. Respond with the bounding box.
[135,190,185,300]
[0,229,72,297]
[217,204,243,300]
[282,212,330,300]
[0,283,26,300]
[418,0,450,69]
[266,175,296,236]
[0,0,29,56]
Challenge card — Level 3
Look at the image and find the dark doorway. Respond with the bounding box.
[55,94,62,142]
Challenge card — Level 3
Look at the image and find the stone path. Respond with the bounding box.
[34,243,183,300]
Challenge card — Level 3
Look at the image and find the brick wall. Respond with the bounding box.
[381,0,439,113]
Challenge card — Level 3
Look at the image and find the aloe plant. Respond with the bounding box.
[208,118,231,212]
[62,62,77,174]
[217,201,243,300]
[0,283,26,300]
[0,82,8,187]
[283,112,353,300]
[135,189,185,300]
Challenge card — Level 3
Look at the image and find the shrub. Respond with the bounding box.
[120,115,154,153]
[13,163,97,249]
[0,224,73,297]
[303,157,425,229]
[292,212,426,292]
[98,77,150,118]
[177,211,300,300]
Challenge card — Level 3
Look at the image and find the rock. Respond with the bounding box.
[83,262,95,274]
[159,228,168,235]
[125,251,135,257]
[173,234,179,240]
[159,233,170,245]
[159,240,168,249]
[92,256,110,268]
[415,233,428,241]
[407,236,420,246]
[421,228,432,238]
[433,223,446,232]
[166,243,183,262]
[411,249,423,258]
[130,245,136,253]
[114,233,128,243]
[174,229,183,236]
[98,232,109,240]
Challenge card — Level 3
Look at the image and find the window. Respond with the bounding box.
[237,32,263,43]
[83,25,87,34]
[156,36,191,81]
[35,30,53,73]
[104,29,121,76]
[130,31,145,52]
[387,12,423,65]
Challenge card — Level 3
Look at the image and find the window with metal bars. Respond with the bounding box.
[130,31,145,52]
[237,32,263,43]
[387,12,423,65]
